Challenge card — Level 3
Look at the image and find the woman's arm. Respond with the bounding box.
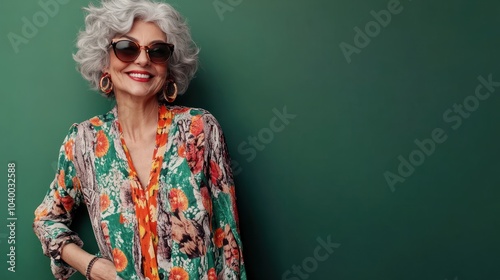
[33,124,85,279]
[33,123,117,279]
[61,243,116,280]
[34,124,117,279]
[204,113,247,279]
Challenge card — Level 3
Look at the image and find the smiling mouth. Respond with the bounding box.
[126,71,154,82]
[128,73,152,79]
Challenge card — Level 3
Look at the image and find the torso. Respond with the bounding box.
[42,104,247,279]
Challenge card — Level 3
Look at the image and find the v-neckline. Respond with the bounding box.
[115,104,163,190]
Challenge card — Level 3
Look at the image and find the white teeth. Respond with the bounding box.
[128,73,151,79]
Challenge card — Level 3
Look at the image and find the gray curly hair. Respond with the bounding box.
[73,0,199,98]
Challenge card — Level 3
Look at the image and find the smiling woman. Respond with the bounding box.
[32,0,246,279]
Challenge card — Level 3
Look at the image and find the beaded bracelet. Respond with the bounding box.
[85,256,99,280]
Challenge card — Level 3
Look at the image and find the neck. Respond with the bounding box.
[115,94,160,143]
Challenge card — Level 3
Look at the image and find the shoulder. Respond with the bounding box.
[66,107,117,138]
[81,107,116,129]
[167,105,212,117]
[60,108,116,149]
[166,105,227,142]
[167,105,221,126]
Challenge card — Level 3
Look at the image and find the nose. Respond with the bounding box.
[135,46,150,66]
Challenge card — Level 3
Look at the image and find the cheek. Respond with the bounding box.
[154,66,168,85]
[156,65,168,78]
[108,56,128,74]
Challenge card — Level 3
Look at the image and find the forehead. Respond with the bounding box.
[118,19,167,43]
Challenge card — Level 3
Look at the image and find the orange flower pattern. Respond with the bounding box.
[169,267,189,280]
[100,193,110,212]
[64,138,74,161]
[214,227,225,248]
[33,104,246,280]
[208,267,217,280]
[95,130,109,157]
[168,188,189,211]
[113,248,128,272]
[89,116,103,126]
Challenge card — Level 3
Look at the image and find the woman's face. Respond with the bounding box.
[105,20,168,101]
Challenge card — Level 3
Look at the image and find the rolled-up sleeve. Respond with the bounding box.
[33,123,84,279]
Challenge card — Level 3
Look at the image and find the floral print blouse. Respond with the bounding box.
[33,104,246,280]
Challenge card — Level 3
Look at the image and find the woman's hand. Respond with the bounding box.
[61,243,117,280]
[89,258,117,280]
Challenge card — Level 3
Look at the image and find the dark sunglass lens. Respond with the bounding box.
[115,41,139,61]
[148,43,171,63]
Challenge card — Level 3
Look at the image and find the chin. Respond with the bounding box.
[121,87,159,99]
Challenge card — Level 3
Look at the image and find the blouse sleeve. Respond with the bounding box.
[204,113,247,279]
[33,123,85,280]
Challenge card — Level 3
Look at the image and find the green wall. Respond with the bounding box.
[1,0,499,279]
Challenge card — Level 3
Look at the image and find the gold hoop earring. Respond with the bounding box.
[99,73,113,94]
[163,80,178,103]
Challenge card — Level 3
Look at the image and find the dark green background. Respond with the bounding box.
[1,0,499,279]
